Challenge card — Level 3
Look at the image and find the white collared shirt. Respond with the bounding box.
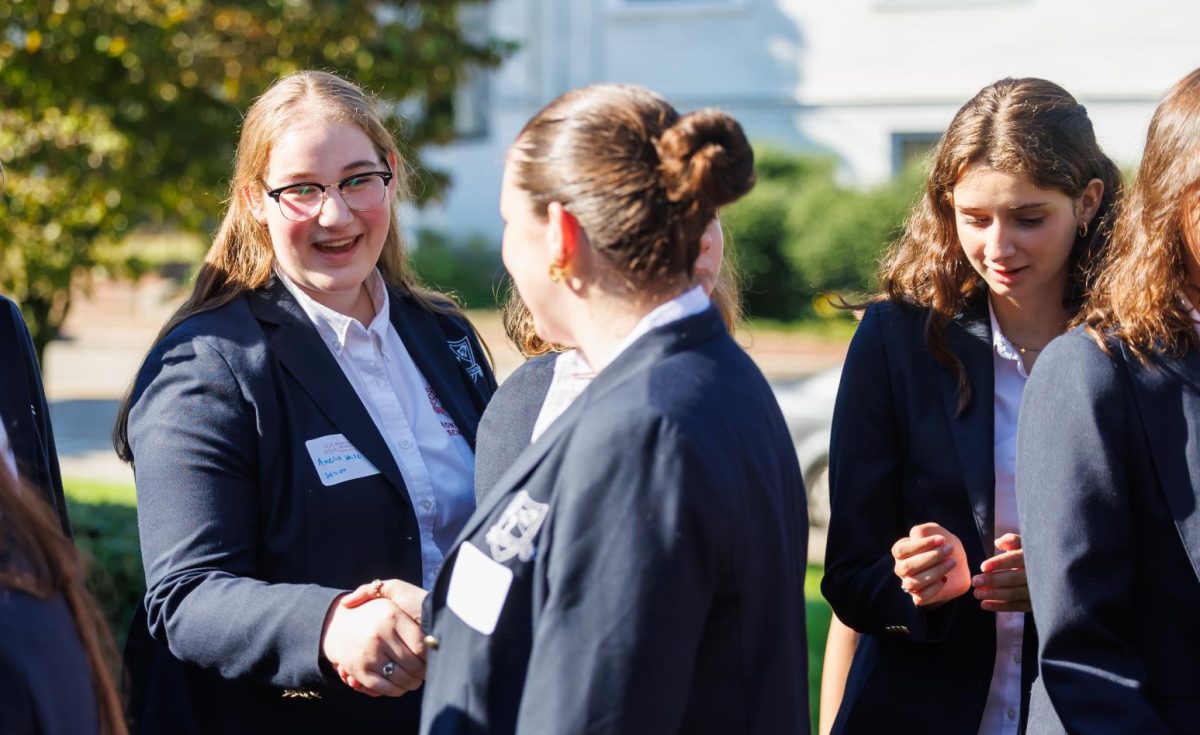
[277,269,476,589]
[978,299,1028,735]
[530,285,711,442]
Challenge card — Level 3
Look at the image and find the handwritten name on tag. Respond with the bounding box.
[447,541,513,636]
[304,433,379,487]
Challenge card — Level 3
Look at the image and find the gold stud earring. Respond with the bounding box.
[1078,220,1089,238]
[548,263,566,283]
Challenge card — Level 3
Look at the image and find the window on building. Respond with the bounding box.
[891,132,942,174]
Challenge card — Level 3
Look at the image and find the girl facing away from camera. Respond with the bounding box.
[412,83,810,734]
[1017,66,1200,735]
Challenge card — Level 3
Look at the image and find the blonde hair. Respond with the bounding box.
[1082,66,1200,358]
[116,70,462,460]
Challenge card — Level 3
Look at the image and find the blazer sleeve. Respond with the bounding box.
[821,304,955,642]
[129,334,343,690]
[514,415,721,734]
[1016,334,1171,734]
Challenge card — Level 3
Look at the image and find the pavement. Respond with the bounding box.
[43,277,845,559]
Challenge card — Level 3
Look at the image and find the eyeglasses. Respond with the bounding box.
[264,169,393,222]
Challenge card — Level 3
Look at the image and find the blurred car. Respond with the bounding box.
[772,364,842,528]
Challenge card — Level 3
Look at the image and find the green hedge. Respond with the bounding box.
[69,498,142,651]
[410,228,507,309]
[722,147,926,321]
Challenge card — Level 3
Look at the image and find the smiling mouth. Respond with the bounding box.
[313,234,360,255]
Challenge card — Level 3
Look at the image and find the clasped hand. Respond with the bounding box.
[892,524,1030,613]
[320,578,430,697]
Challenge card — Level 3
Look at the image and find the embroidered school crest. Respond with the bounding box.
[485,490,550,563]
[448,336,485,383]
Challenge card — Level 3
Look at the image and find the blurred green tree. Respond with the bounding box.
[0,0,513,360]
[722,147,925,321]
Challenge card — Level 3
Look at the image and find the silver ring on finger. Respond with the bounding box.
[382,660,396,678]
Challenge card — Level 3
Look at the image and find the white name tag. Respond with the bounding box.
[446,541,513,636]
[304,433,380,487]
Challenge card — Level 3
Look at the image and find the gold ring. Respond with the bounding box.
[371,579,384,598]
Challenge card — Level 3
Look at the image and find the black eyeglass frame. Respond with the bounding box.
[263,169,394,213]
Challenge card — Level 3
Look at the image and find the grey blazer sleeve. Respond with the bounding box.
[130,335,342,689]
[1017,333,1171,734]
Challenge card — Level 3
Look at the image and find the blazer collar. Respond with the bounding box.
[248,280,412,502]
[1126,344,1200,583]
[453,306,727,547]
[936,296,995,559]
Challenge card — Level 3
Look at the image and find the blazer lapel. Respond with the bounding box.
[388,292,483,449]
[937,300,996,557]
[1127,346,1200,583]
[247,283,411,504]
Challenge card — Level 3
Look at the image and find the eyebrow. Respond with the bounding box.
[955,202,1051,212]
[274,160,385,182]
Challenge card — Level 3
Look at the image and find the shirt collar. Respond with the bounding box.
[578,285,711,374]
[275,267,390,353]
[987,297,1023,365]
[1182,294,1200,341]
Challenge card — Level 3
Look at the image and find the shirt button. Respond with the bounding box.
[422,499,435,511]
[1013,653,1022,664]
[399,439,413,450]
[1007,708,1017,720]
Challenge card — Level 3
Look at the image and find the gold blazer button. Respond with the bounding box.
[424,634,440,650]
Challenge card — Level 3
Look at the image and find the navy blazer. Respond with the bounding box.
[472,351,555,502]
[420,307,811,735]
[0,588,99,734]
[822,299,1037,734]
[0,296,68,535]
[1018,328,1200,734]
[123,279,495,734]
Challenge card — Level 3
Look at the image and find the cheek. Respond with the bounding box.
[955,226,985,264]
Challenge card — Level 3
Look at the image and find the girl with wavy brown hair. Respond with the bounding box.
[1016,66,1200,734]
[820,77,1121,734]
[411,83,809,734]
[0,465,126,735]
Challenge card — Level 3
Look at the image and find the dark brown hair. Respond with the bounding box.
[508,83,755,296]
[115,70,477,461]
[1082,66,1200,358]
[0,469,127,735]
[877,77,1121,409]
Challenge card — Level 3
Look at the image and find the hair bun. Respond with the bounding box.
[656,108,755,210]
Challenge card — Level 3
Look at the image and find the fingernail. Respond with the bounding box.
[945,558,956,570]
[941,545,952,557]
[972,575,983,586]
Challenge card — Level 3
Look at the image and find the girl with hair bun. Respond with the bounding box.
[415,83,810,734]
[1017,66,1200,734]
[821,77,1121,734]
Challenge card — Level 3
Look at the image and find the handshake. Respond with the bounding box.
[319,578,430,697]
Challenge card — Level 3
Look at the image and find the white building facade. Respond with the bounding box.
[414,0,1200,242]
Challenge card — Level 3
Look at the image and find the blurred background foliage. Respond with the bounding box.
[0,0,514,359]
[723,147,926,322]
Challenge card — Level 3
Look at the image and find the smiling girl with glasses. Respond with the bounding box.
[114,70,497,735]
